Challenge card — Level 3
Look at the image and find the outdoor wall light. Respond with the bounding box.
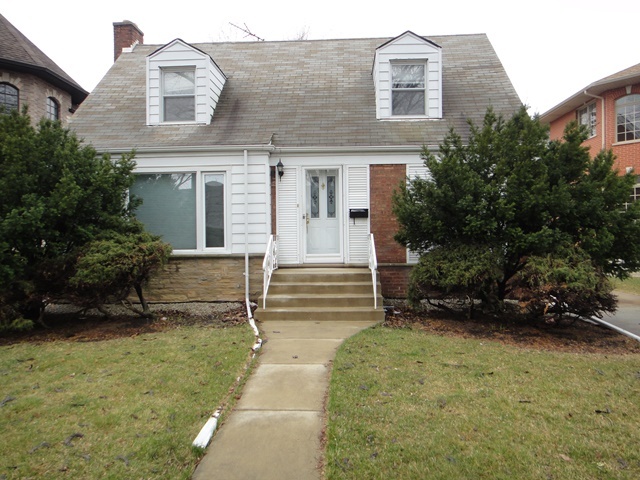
[276,159,284,179]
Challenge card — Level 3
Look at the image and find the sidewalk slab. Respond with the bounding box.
[261,338,342,364]
[236,364,329,411]
[192,410,322,480]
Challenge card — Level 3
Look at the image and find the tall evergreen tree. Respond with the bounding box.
[393,107,640,319]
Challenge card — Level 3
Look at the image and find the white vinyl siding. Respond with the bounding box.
[373,31,442,120]
[131,152,269,255]
[407,163,430,263]
[346,165,370,264]
[147,39,226,125]
[276,167,300,265]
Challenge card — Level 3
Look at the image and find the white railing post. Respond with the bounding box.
[262,235,278,309]
[368,234,378,309]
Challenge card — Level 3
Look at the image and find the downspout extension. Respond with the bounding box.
[584,90,606,151]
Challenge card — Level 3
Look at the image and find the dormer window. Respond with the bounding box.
[391,63,426,116]
[147,39,226,126]
[162,68,195,122]
[373,31,442,120]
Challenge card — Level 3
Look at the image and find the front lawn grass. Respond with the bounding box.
[326,326,640,479]
[612,276,640,295]
[0,322,254,479]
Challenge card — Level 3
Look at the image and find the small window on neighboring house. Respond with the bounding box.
[46,97,60,120]
[0,83,19,112]
[391,63,426,116]
[577,102,596,137]
[616,94,640,142]
[162,68,196,122]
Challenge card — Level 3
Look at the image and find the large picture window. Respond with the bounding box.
[391,63,426,116]
[131,171,227,251]
[616,94,640,142]
[0,83,18,112]
[162,68,195,122]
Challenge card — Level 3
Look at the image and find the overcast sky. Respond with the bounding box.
[4,0,639,115]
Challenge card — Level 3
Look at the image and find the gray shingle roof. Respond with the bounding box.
[70,34,521,151]
[0,13,88,104]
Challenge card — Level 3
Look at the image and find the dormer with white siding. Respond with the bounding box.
[373,31,442,120]
[146,39,226,125]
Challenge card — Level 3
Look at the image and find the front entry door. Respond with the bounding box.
[304,168,341,261]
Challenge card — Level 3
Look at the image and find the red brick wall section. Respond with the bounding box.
[548,83,640,174]
[113,21,144,62]
[379,265,411,298]
[370,164,407,264]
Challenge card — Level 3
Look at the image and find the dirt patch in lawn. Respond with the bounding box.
[0,302,248,346]
[384,303,640,355]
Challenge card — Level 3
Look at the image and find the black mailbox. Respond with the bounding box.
[349,208,369,219]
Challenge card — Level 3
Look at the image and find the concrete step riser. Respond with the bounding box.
[255,309,385,322]
[268,283,376,295]
[272,273,374,284]
[262,296,382,309]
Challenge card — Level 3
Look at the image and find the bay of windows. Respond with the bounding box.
[130,172,226,251]
[391,63,426,116]
[616,94,640,142]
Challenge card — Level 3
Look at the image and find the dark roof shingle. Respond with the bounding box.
[70,34,521,150]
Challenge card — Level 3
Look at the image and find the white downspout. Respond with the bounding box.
[584,90,606,151]
[244,150,261,342]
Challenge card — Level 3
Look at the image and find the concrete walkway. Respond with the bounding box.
[192,319,378,480]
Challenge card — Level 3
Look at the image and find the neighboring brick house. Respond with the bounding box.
[0,13,87,125]
[69,22,521,302]
[540,62,640,198]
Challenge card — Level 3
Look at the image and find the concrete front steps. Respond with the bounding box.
[255,267,385,322]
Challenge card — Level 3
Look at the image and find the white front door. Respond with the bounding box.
[304,168,342,262]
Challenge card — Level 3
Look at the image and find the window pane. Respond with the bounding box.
[392,64,425,89]
[327,176,336,218]
[616,95,640,142]
[392,90,425,115]
[163,70,195,95]
[310,176,319,218]
[0,83,18,111]
[131,173,196,249]
[164,96,195,121]
[46,97,59,120]
[205,174,225,248]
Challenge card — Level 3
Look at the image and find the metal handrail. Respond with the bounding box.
[368,234,378,309]
[262,235,278,309]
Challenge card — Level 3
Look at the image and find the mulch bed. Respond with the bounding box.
[2,302,639,355]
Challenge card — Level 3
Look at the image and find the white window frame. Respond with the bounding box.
[615,94,640,144]
[132,169,231,254]
[577,102,596,138]
[390,61,428,117]
[161,67,196,124]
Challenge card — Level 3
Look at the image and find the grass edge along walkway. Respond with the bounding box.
[325,325,640,480]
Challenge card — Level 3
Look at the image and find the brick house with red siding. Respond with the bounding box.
[70,24,521,302]
[541,63,640,187]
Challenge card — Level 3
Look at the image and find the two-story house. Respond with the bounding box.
[0,13,87,125]
[541,62,640,200]
[69,21,522,310]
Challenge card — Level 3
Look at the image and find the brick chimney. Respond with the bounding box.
[113,20,144,62]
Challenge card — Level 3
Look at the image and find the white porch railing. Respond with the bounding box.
[368,234,378,309]
[262,235,278,309]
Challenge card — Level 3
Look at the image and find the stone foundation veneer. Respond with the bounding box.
[143,256,263,303]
